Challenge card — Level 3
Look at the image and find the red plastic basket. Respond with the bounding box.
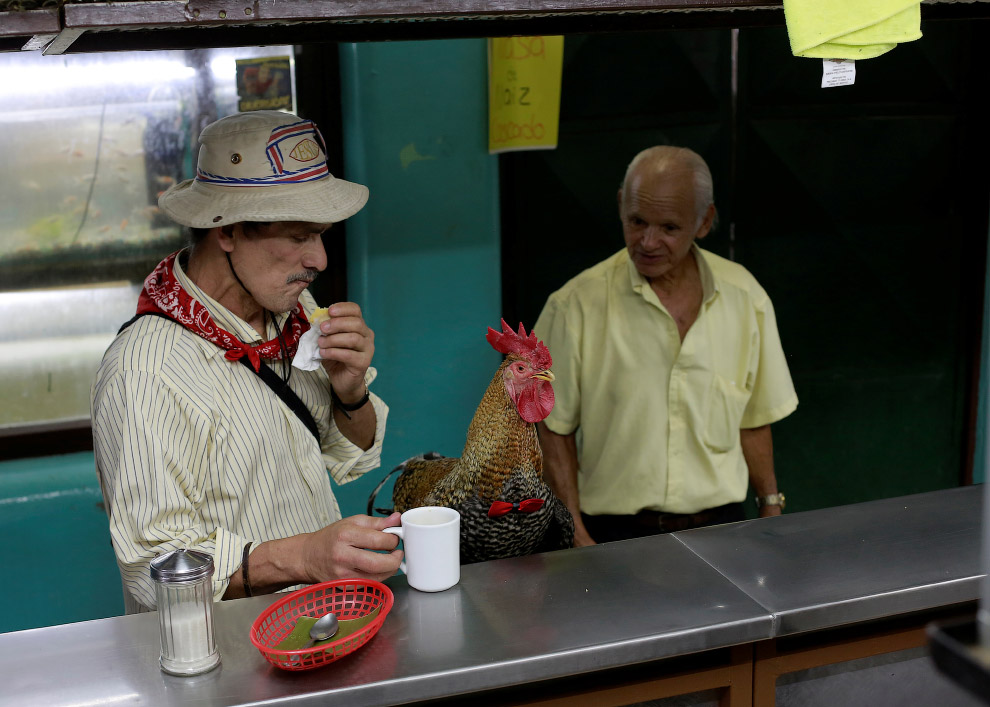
[249,579,394,671]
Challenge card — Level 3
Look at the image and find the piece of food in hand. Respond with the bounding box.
[310,307,331,326]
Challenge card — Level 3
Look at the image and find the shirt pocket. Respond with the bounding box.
[703,375,751,453]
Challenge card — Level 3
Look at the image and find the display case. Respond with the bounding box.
[0,46,294,440]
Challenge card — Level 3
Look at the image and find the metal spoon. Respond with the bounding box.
[300,612,339,649]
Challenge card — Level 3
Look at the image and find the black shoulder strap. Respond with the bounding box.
[119,312,321,443]
[118,310,172,334]
[239,357,320,443]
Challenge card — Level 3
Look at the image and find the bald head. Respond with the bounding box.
[621,146,715,226]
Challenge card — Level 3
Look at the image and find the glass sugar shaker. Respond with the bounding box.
[150,549,221,676]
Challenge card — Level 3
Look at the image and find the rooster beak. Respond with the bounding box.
[533,369,555,382]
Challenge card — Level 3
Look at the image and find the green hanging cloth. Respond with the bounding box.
[783,0,922,60]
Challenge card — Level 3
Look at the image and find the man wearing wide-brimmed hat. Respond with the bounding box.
[92,111,402,613]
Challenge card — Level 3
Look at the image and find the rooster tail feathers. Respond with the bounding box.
[378,451,455,515]
[367,452,446,516]
[366,462,402,516]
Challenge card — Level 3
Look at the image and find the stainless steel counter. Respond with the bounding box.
[676,485,983,636]
[0,486,981,706]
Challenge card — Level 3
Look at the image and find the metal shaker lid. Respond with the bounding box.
[150,549,215,583]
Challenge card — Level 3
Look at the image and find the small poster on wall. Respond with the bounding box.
[488,36,564,154]
[236,56,293,112]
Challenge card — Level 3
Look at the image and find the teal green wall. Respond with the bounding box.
[332,39,502,514]
[0,452,122,632]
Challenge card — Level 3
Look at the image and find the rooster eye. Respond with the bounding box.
[516,364,526,372]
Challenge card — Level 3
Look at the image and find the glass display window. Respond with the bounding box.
[0,46,295,449]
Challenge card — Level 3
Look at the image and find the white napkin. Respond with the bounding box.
[292,328,323,371]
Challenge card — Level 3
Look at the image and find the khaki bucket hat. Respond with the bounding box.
[158,110,368,229]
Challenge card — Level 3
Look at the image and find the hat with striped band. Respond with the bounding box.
[158,110,368,229]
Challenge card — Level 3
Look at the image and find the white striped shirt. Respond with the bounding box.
[91,255,387,612]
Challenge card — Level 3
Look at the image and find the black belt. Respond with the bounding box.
[588,502,743,534]
[631,507,726,533]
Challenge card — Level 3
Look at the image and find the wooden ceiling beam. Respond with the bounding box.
[0,6,59,52]
[17,0,990,55]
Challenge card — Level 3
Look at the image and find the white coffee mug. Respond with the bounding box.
[384,506,460,592]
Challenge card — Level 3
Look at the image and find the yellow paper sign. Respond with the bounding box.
[488,36,564,154]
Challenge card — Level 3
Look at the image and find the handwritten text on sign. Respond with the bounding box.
[488,36,564,154]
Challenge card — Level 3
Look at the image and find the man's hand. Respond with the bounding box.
[538,423,596,548]
[572,519,597,547]
[741,425,783,521]
[318,302,375,402]
[758,505,782,518]
[222,514,402,600]
[302,513,403,584]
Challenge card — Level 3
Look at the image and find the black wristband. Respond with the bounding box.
[241,541,254,598]
[330,385,370,420]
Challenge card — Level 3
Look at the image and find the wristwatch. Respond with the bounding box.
[755,492,786,509]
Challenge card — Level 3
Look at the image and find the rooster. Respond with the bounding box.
[382,320,574,564]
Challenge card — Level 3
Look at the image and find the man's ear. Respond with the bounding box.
[216,224,238,253]
[696,204,716,241]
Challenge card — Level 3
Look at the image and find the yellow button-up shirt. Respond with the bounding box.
[534,246,797,516]
[92,255,387,611]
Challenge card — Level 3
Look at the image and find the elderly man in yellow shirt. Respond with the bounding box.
[534,146,798,547]
[92,111,402,611]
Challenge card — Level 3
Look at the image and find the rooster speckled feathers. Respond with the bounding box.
[384,320,574,564]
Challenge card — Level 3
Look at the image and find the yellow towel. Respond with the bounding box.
[783,0,922,60]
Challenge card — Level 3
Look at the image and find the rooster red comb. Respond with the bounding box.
[486,319,552,370]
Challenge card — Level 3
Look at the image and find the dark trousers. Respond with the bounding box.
[581,502,745,544]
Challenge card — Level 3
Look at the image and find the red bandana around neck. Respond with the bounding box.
[137,251,311,372]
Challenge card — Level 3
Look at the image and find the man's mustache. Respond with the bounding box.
[287,270,320,285]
